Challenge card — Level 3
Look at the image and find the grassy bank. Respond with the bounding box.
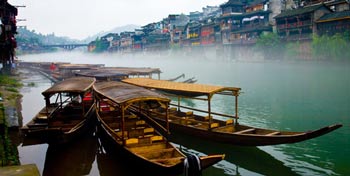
[0,73,22,166]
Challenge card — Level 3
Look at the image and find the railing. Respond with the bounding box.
[277,21,312,29]
[169,103,238,119]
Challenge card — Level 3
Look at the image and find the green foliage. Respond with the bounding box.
[5,87,18,93]
[285,41,300,59]
[0,104,20,166]
[0,75,22,88]
[16,27,79,46]
[312,33,350,61]
[93,38,109,53]
[27,82,36,87]
[255,32,284,60]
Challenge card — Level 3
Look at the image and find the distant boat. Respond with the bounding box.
[166,73,185,81]
[122,78,343,146]
[93,81,224,175]
[21,77,96,145]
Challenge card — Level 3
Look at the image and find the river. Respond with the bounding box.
[17,51,350,176]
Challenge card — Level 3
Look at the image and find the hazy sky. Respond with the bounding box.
[10,0,227,40]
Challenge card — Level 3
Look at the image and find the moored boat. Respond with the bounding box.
[21,77,96,144]
[122,78,343,146]
[93,81,224,175]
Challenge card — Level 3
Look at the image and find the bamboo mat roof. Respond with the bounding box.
[75,69,128,78]
[42,77,96,95]
[122,78,241,97]
[93,81,169,105]
[103,67,161,75]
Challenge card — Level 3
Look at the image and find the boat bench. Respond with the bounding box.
[234,128,256,134]
[27,123,48,128]
[150,157,183,164]
[124,135,164,147]
[265,131,281,136]
[137,148,176,159]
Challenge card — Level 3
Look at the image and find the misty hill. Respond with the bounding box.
[83,24,141,42]
[16,27,80,45]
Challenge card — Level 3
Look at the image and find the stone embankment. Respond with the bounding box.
[0,69,39,175]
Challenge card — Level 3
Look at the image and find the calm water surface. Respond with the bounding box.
[17,51,350,176]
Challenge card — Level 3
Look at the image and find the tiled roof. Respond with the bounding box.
[274,4,325,18]
[317,10,350,22]
[247,0,268,6]
[221,0,245,7]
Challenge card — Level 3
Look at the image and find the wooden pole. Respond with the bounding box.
[121,105,125,145]
[235,93,239,124]
[208,95,212,130]
[81,93,85,116]
[166,102,170,134]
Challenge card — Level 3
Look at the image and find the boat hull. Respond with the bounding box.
[21,105,96,145]
[153,117,342,146]
[96,118,185,176]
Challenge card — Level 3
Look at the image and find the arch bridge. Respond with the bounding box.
[42,44,88,51]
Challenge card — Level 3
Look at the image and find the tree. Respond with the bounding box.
[312,33,350,61]
[255,32,284,60]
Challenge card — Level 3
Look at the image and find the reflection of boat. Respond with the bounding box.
[93,81,224,175]
[43,133,97,176]
[21,77,96,144]
[170,133,299,176]
[122,78,342,146]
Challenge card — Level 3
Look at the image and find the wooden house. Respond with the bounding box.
[275,4,332,41]
[219,0,245,44]
[184,21,201,46]
[119,32,135,52]
[200,21,217,45]
[143,33,170,51]
[230,0,272,45]
[316,10,350,36]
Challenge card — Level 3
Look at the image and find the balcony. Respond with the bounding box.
[277,21,312,29]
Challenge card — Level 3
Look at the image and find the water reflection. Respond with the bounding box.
[171,133,299,176]
[42,133,97,176]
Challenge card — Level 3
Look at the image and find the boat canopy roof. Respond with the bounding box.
[93,81,170,105]
[75,69,129,78]
[103,67,161,75]
[42,77,96,96]
[122,78,241,97]
[57,63,105,70]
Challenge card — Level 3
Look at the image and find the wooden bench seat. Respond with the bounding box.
[234,128,256,134]
[265,131,281,136]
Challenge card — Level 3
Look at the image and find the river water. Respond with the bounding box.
[17,51,350,176]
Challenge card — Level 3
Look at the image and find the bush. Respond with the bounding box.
[0,75,22,87]
[312,33,350,61]
[255,32,285,60]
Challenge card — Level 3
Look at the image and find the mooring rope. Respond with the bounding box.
[184,154,202,176]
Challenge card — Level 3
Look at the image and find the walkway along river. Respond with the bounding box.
[17,51,350,176]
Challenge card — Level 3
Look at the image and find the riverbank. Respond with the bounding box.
[0,71,22,166]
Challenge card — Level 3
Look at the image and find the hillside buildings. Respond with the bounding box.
[89,0,350,60]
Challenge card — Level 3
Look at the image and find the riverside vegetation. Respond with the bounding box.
[0,73,22,166]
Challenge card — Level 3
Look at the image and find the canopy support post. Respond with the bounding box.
[166,102,170,134]
[121,105,125,146]
[235,92,239,124]
[80,93,85,116]
[208,96,212,130]
[177,97,181,111]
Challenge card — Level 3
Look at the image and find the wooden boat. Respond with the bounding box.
[21,77,96,144]
[93,81,224,175]
[122,78,343,146]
